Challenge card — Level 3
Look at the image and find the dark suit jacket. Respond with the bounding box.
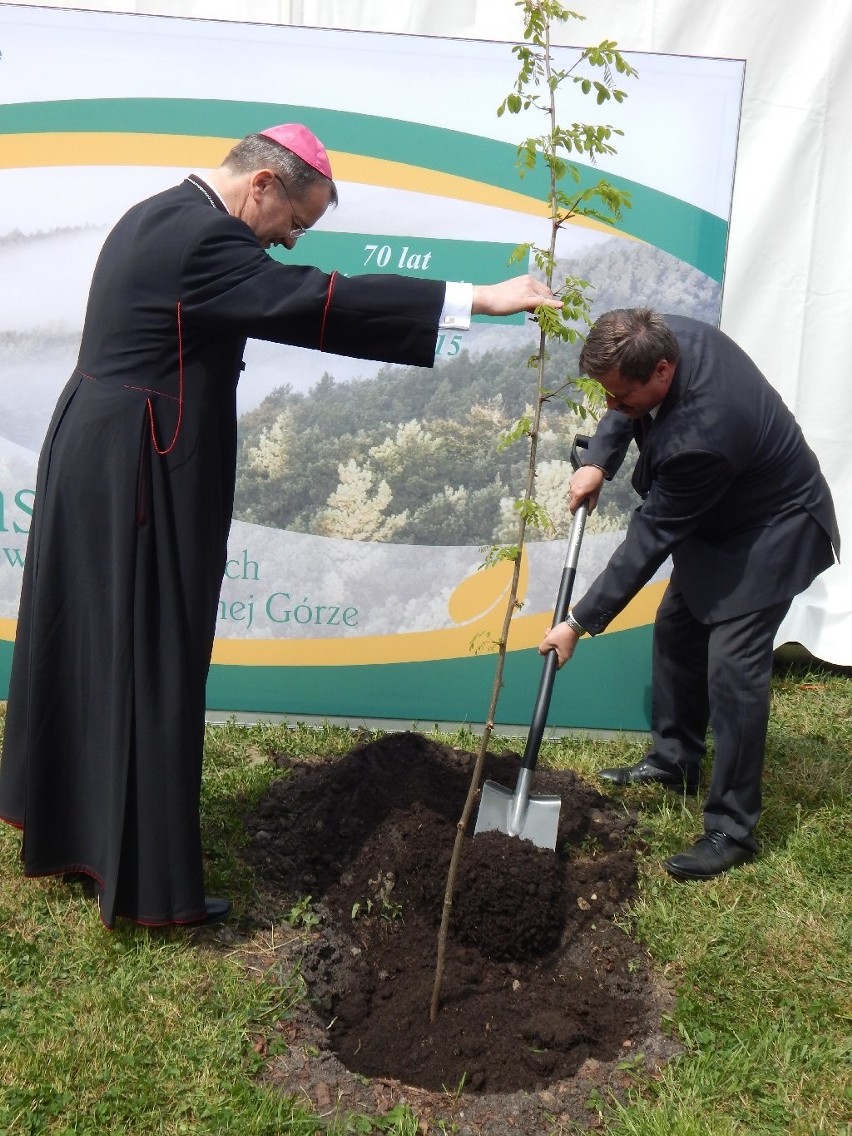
[572,315,839,634]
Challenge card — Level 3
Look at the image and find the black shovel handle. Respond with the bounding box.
[519,434,590,774]
[569,433,590,474]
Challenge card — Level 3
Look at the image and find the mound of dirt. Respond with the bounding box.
[239,732,679,1133]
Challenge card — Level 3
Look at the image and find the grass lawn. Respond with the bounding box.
[0,663,849,1135]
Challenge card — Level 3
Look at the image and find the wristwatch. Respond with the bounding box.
[564,610,587,637]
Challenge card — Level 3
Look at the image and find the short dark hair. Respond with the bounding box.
[579,308,680,383]
[221,133,339,206]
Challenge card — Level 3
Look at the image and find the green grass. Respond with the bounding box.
[0,666,849,1134]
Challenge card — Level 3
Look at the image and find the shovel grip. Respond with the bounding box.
[570,433,590,471]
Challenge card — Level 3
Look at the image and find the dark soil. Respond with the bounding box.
[238,732,680,1133]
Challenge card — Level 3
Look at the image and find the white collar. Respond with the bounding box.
[186,174,230,214]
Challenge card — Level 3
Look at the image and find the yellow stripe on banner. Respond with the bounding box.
[331,153,624,237]
[206,580,668,667]
[1,132,629,238]
[0,132,233,170]
[0,582,668,664]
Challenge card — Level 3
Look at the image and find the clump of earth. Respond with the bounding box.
[238,732,680,1134]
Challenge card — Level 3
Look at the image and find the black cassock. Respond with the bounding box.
[0,178,445,926]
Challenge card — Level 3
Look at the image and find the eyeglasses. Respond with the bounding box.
[273,174,309,238]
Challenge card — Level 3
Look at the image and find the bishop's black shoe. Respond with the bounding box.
[664,831,755,880]
[597,757,700,795]
[197,896,232,925]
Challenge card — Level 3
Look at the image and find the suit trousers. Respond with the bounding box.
[648,576,792,848]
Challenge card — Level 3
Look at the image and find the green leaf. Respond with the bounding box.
[481,544,520,569]
[497,415,533,452]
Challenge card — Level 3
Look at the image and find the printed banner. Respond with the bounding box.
[0,5,744,727]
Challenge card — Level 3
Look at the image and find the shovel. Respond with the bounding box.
[474,434,590,849]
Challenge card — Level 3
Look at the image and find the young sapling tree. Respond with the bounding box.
[431,0,637,1021]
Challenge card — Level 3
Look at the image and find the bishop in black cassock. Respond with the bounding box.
[0,124,557,926]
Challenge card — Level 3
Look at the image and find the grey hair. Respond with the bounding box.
[579,308,680,383]
[221,133,338,206]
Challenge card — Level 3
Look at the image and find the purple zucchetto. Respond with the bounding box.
[259,123,333,178]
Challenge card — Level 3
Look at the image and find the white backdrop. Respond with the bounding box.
[4,0,850,663]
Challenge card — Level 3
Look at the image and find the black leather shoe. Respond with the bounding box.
[197,896,232,925]
[597,757,700,794]
[665,831,755,880]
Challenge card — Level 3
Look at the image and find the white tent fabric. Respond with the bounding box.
[294,0,852,665]
[5,0,851,662]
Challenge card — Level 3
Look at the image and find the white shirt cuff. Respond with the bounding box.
[439,281,473,330]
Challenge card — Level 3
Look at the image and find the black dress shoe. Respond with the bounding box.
[665,831,755,880]
[598,757,700,794]
[197,897,232,925]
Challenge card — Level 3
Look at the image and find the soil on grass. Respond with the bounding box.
[238,732,680,1134]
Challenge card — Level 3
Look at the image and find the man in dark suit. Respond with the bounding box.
[540,308,838,879]
[0,123,559,929]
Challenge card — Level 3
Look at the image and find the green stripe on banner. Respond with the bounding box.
[204,626,654,732]
[0,627,652,731]
[0,98,728,281]
[271,234,524,323]
[0,640,9,700]
[272,234,518,283]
